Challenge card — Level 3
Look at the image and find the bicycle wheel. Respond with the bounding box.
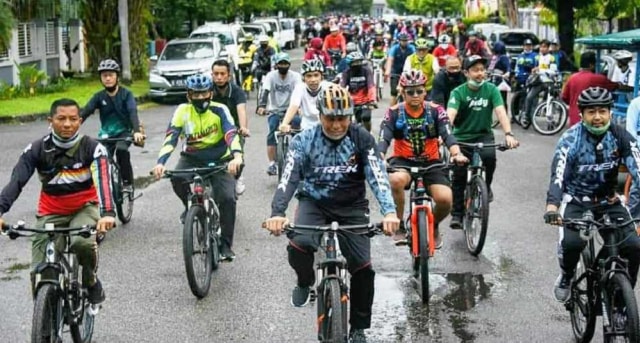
[417,209,430,306]
[32,284,63,343]
[183,205,213,298]
[532,100,567,135]
[70,301,95,343]
[319,279,347,343]
[570,246,596,343]
[604,273,640,342]
[112,165,133,224]
[463,175,490,256]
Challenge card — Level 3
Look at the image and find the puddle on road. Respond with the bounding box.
[133,175,157,189]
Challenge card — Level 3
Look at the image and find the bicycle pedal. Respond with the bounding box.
[309,289,317,302]
[394,239,408,247]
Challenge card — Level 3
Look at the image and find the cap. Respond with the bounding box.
[463,55,487,70]
[524,39,533,45]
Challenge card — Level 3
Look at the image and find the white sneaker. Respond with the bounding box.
[236,176,246,195]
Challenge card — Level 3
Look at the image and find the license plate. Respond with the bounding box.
[171,79,186,87]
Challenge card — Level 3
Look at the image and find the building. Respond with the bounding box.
[371,0,386,19]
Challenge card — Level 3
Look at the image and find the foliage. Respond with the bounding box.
[16,63,48,96]
[462,12,490,27]
[386,0,409,14]
[81,0,119,70]
[406,0,463,16]
[128,0,153,79]
[0,0,15,52]
[538,7,556,27]
[273,0,305,17]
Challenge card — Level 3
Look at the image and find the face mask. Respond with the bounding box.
[467,79,485,88]
[583,120,611,136]
[447,71,461,79]
[277,67,289,75]
[191,99,210,114]
[104,85,117,93]
[260,44,268,49]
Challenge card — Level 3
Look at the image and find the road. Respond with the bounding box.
[0,47,630,342]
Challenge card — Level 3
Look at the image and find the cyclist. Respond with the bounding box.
[0,98,116,303]
[522,39,557,127]
[280,59,331,132]
[211,59,250,196]
[513,38,537,107]
[335,42,359,74]
[431,56,465,107]
[611,49,636,89]
[544,87,640,303]
[463,30,491,57]
[251,35,277,85]
[267,30,280,52]
[385,32,415,106]
[323,25,346,63]
[447,55,519,229]
[340,51,377,132]
[487,42,511,114]
[151,74,243,261]
[303,37,332,68]
[378,70,467,247]
[81,59,144,192]
[402,38,439,93]
[256,52,302,176]
[238,35,257,87]
[432,34,458,68]
[367,29,388,61]
[264,85,400,343]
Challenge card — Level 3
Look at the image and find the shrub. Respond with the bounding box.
[15,63,48,96]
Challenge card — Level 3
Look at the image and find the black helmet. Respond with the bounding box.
[97,59,120,73]
[578,87,613,109]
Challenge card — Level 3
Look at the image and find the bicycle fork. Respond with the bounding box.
[410,179,435,257]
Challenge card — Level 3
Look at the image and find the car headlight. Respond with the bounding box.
[150,67,160,75]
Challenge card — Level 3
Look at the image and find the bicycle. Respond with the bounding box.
[530,71,569,136]
[387,162,448,307]
[456,142,511,256]
[1,222,100,343]
[162,160,242,298]
[273,221,382,343]
[371,58,385,100]
[238,63,253,99]
[559,211,640,342]
[353,103,377,131]
[96,136,143,224]
[275,125,302,181]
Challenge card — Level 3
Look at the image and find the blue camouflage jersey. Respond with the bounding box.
[271,124,396,217]
[546,123,640,206]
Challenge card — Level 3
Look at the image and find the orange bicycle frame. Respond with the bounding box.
[410,204,435,257]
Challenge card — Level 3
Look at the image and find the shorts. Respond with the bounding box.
[388,157,450,190]
[267,113,301,146]
[390,75,400,97]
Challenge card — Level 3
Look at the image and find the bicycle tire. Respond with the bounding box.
[604,273,640,342]
[112,165,133,224]
[321,278,347,343]
[417,209,430,306]
[32,284,63,343]
[531,100,567,135]
[463,175,489,256]
[183,205,213,298]
[70,301,95,343]
[570,245,596,343]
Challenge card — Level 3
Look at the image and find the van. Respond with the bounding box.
[253,18,289,50]
[190,22,247,80]
[279,18,297,49]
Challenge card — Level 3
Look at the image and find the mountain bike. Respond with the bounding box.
[371,58,385,100]
[531,71,569,135]
[278,222,382,343]
[353,103,377,131]
[275,126,302,181]
[387,162,448,307]
[163,160,242,299]
[457,142,511,256]
[560,210,640,343]
[2,222,101,343]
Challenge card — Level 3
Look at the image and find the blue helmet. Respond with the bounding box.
[186,73,212,92]
[274,52,291,64]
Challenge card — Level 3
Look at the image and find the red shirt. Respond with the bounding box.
[561,70,618,126]
[304,49,332,67]
[433,45,457,67]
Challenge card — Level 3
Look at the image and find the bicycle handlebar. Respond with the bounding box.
[276,128,302,136]
[386,161,449,174]
[558,211,640,241]
[263,221,383,237]
[1,221,96,239]
[97,136,139,143]
[457,142,511,152]
[162,163,237,179]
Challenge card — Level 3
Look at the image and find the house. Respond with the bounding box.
[371,0,386,19]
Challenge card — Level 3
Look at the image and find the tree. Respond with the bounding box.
[0,0,15,52]
[505,0,518,27]
[386,0,409,15]
[406,0,463,16]
[273,0,305,17]
[118,0,132,82]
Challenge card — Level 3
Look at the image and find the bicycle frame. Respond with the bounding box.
[410,176,436,258]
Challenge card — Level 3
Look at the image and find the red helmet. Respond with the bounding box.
[310,37,323,49]
[399,70,427,87]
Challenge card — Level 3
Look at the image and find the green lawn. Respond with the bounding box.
[0,79,150,117]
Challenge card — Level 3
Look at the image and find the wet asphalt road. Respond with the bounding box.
[0,47,636,343]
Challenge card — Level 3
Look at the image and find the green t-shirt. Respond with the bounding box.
[447,82,504,141]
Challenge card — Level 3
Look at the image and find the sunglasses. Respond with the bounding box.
[405,88,425,97]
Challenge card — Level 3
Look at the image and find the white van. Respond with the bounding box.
[253,18,288,50]
[279,18,297,49]
[190,22,247,80]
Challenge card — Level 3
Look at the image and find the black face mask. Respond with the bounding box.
[447,71,461,80]
[260,44,268,49]
[278,67,289,75]
[105,85,118,93]
[191,99,210,114]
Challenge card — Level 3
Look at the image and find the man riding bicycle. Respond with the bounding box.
[447,55,519,229]
[0,98,116,304]
[264,85,400,343]
[238,34,257,87]
[385,32,415,106]
[81,59,144,192]
[379,70,467,248]
[402,38,439,93]
[544,87,640,303]
[251,35,277,85]
[340,51,377,132]
[152,74,243,261]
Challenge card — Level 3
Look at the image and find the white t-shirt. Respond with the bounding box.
[263,70,302,112]
[289,80,332,130]
[612,65,636,88]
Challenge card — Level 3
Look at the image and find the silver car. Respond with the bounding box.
[149,38,227,99]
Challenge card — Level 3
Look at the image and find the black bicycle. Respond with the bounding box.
[96,136,142,224]
[275,126,301,181]
[163,161,241,298]
[2,222,100,343]
[279,222,382,343]
[560,211,640,342]
[456,142,511,256]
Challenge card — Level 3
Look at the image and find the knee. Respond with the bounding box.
[433,189,453,209]
[389,174,408,193]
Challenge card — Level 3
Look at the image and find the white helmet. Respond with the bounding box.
[258,34,269,43]
[438,34,451,45]
[613,50,633,61]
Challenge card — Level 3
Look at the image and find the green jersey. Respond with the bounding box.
[447,82,504,141]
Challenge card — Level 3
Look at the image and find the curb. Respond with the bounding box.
[0,95,151,125]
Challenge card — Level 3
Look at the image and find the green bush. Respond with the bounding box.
[0,80,16,100]
[41,76,73,94]
[15,63,48,96]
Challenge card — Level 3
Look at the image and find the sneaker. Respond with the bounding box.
[291,285,311,307]
[393,221,408,246]
[434,226,443,250]
[235,176,246,196]
[220,244,236,261]
[450,215,463,230]
[349,329,367,343]
[87,278,106,305]
[180,210,187,224]
[267,162,278,176]
[553,273,572,303]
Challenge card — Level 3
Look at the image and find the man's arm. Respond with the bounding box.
[546,135,571,207]
[234,88,248,131]
[125,90,141,132]
[0,142,39,215]
[282,83,303,126]
[377,108,396,155]
[156,106,185,165]
[491,86,512,134]
[433,105,458,151]
[90,143,116,217]
[361,133,396,216]
[446,87,461,124]
[271,134,305,216]
[216,104,242,157]
[80,93,99,121]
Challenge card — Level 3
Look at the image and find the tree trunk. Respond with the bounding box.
[556,0,575,59]
[505,0,518,28]
[118,0,132,82]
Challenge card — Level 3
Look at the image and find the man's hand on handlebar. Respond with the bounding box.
[264,216,289,236]
[279,123,291,133]
[257,107,266,116]
[133,132,145,144]
[450,153,469,166]
[228,155,244,176]
[544,204,562,225]
[505,135,519,149]
[96,216,116,234]
[152,164,165,180]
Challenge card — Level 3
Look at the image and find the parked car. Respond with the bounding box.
[189,22,246,81]
[149,38,227,100]
[279,18,297,49]
[470,23,509,41]
[488,29,540,69]
[241,23,269,45]
[253,17,292,50]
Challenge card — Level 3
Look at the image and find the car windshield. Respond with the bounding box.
[243,26,262,36]
[258,21,278,33]
[499,32,539,46]
[191,30,233,45]
[161,42,215,61]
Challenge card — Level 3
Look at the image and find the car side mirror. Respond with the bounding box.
[150,55,158,62]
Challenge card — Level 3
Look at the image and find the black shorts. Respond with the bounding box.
[390,75,400,96]
[388,157,450,189]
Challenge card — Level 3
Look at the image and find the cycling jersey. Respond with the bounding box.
[303,48,332,67]
[378,102,457,161]
[340,65,376,104]
[323,33,346,53]
[387,44,415,75]
[289,81,332,130]
[432,44,457,67]
[369,39,387,59]
[515,51,537,83]
[403,53,438,90]
[535,53,557,73]
[272,124,395,217]
[157,103,242,165]
[81,87,140,138]
[0,134,114,217]
[253,46,277,71]
[448,82,504,141]
[547,123,640,207]
[238,44,257,65]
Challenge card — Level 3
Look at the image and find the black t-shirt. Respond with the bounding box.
[211,83,246,127]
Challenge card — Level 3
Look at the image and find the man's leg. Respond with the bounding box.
[68,204,101,288]
[479,135,497,201]
[390,75,400,106]
[170,158,196,222]
[266,113,279,175]
[450,155,469,229]
[210,172,238,259]
[387,163,411,242]
[608,203,640,287]
[115,141,134,187]
[523,84,543,123]
[555,201,587,302]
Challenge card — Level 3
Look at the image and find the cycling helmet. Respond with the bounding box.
[613,50,633,62]
[346,42,358,53]
[415,38,429,49]
[186,74,213,92]
[97,59,120,73]
[317,85,354,116]
[301,59,325,74]
[310,37,323,49]
[347,51,364,66]
[577,87,613,109]
[330,25,339,32]
[492,41,506,55]
[438,34,451,45]
[258,34,269,43]
[399,70,427,87]
[397,32,409,41]
[468,30,478,37]
[274,52,291,64]
[244,34,254,42]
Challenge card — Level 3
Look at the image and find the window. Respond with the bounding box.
[0,49,8,60]
[18,23,33,58]
[45,21,57,55]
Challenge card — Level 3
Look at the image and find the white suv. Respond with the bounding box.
[190,22,246,81]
